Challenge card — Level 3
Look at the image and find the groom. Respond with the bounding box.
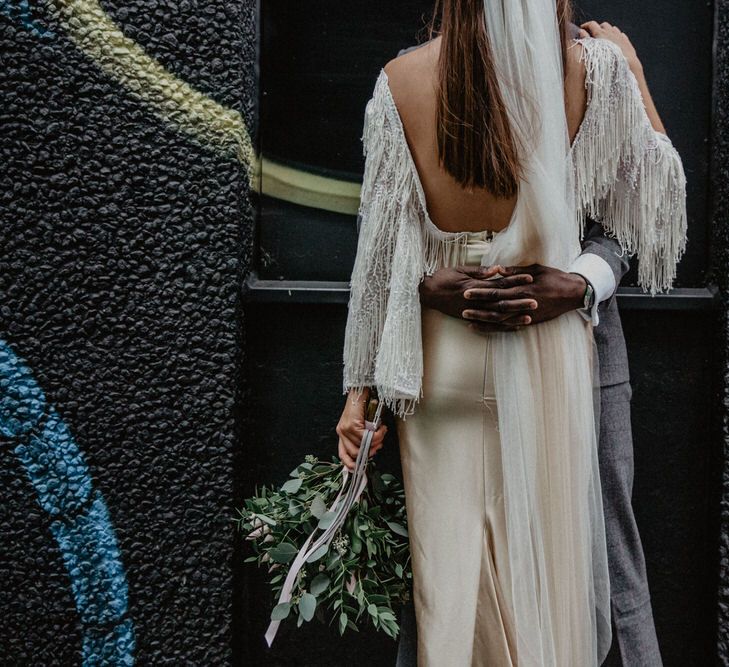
[390,43,663,667]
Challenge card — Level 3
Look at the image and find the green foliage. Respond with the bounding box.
[233,456,412,639]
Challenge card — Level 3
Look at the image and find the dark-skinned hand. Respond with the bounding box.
[420,264,587,333]
[419,265,537,325]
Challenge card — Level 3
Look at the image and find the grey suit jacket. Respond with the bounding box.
[389,42,631,387]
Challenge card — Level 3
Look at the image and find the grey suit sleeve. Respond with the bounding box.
[580,219,631,306]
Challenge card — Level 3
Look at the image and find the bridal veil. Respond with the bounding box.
[479,0,611,663]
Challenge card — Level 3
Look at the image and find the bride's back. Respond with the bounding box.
[384,34,587,234]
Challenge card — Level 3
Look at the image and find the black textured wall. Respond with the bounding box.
[0,1,255,664]
[714,0,729,664]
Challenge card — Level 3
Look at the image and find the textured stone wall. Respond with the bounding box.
[0,1,255,664]
[715,0,729,663]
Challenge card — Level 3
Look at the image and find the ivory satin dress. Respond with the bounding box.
[342,36,687,667]
[395,233,523,666]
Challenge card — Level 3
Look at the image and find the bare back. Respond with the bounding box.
[383,35,587,234]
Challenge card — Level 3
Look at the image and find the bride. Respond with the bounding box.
[337,0,686,664]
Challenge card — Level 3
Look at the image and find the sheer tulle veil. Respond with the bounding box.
[479,1,612,664]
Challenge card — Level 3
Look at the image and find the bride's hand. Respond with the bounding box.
[336,390,388,471]
[579,21,641,73]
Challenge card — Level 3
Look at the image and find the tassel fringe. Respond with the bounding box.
[343,71,499,418]
[343,47,688,419]
[571,37,688,295]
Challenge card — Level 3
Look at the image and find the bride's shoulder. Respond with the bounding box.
[382,37,439,112]
[385,34,441,72]
[570,34,633,80]
[564,33,632,142]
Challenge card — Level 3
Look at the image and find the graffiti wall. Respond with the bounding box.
[0,1,255,663]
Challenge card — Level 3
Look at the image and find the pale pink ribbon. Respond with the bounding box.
[264,401,385,646]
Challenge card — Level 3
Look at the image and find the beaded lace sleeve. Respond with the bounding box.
[571,37,688,294]
[341,72,425,418]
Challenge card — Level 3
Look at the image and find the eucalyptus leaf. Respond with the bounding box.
[271,602,291,621]
[317,511,337,530]
[268,542,298,563]
[306,543,329,563]
[385,521,409,538]
[299,592,317,621]
[310,494,326,519]
[281,478,303,494]
[310,573,330,596]
[339,612,348,635]
[366,538,376,558]
[325,551,341,570]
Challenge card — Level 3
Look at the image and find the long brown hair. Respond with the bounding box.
[426,0,573,197]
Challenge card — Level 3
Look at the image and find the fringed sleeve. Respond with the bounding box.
[342,71,424,418]
[571,37,688,294]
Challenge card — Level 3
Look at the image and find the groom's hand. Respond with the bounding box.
[419,266,537,326]
[461,264,587,333]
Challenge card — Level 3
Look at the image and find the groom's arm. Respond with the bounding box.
[419,220,630,332]
[566,219,630,326]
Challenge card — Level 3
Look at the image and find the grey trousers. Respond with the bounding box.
[395,381,663,667]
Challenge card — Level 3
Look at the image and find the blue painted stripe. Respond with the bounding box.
[0,340,135,665]
[0,1,54,37]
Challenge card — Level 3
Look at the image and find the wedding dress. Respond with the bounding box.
[341,11,687,665]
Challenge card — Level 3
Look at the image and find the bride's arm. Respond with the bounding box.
[339,74,398,469]
[570,28,688,295]
[579,21,665,134]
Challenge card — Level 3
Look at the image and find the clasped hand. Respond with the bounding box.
[336,263,586,470]
[420,263,587,333]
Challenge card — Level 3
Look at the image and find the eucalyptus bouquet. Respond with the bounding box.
[234,449,412,641]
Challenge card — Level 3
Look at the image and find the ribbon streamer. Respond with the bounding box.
[264,401,384,646]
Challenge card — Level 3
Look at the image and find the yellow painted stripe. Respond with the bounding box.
[47,0,363,215]
[47,0,255,179]
[252,156,361,215]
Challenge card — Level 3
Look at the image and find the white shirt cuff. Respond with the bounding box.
[567,253,617,327]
